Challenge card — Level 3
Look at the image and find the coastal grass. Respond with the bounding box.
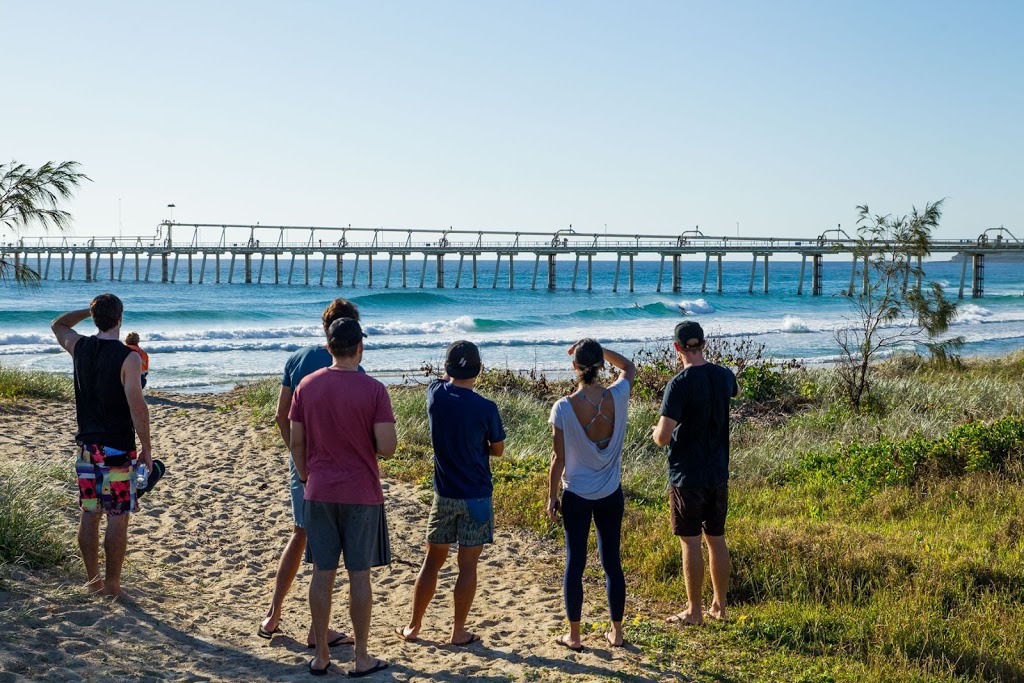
[0,364,73,403]
[203,354,1024,679]
[0,462,74,579]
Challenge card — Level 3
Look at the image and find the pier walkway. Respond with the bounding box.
[4,223,1021,298]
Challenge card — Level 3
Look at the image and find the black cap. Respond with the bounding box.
[327,317,366,349]
[674,321,705,349]
[445,340,482,379]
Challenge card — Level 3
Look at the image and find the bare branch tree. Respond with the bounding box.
[833,199,960,410]
[0,160,91,282]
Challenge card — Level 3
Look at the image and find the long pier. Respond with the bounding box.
[3,223,1021,298]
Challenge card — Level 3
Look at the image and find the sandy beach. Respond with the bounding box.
[0,390,682,682]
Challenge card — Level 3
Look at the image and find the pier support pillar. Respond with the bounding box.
[85,252,93,281]
[716,254,723,293]
[319,254,327,286]
[385,254,394,288]
[628,253,635,293]
[337,254,343,287]
[572,253,580,290]
[812,254,823,296]
[656,254,665,293]
[613,253,622,293]
[508,254,515,289]
[797,254,807,295]
[472,253,478,288]
[673,254,682,293]
[401,254,407,288]
[863,253,870,294]
[171,253,180,283]
[548,254,556,290]
[436,254,444,288]
[916,254,923,292]
[274,254,280,285]
[304,254,310,286]
[245,254,252,283]
[287,254,296,285]
[492,254,501,289]
[109,253,115,281]
[161,253,168,283]
[258,254,266,284]
[455,253,464,288]
[45,252,52,280]
[748,254,757,294]
[763,254,769,293]
[972,253,985,298]
[61,252,66,280]
[199,253,208,284]
[419,254,428,288]
[531,254,540,290]
[187,254,193,283]
[702,254,711,293]
[216,253,221,283]
[848,254,857,296]
[134,253,139,282]
[958,253,968,299]
[228,253,237,284]
[367,254,374,288]
[144,253,152,282]
[587,254,593,291]
[352,254,361,287]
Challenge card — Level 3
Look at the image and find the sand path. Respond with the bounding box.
[0,392,684,682]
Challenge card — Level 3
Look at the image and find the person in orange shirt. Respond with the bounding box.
[124,331,149,389]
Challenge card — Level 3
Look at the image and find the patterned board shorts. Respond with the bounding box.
[426,493,494,547]
[75,443,139,516]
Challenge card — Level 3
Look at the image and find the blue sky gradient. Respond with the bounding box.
[3,1,1022,240]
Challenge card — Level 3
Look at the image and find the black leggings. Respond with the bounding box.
[561,487,626,623]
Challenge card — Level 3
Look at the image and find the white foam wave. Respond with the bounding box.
[958,304,993,324]
[678,299,715,315]
[0,333,52,346]
[781,316,810,333]
[363,316,477,335]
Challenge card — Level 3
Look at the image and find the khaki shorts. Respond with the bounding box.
[426,494,494,547]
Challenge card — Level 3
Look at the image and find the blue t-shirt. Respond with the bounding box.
[427,380,506,499]
[282,346,362,389]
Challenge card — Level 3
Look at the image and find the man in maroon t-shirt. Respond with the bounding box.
[290,317,397,678]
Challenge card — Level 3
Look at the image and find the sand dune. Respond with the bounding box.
[0,391,682,682]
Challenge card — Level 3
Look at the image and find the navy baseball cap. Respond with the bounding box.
[674,321,705,349]
[445,340,482,379]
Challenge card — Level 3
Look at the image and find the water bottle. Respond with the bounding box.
[135,463,149,489]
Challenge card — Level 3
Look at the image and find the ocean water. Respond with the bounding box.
[2,256,1022,393]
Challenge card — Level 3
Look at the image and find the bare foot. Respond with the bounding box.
[703,606,728,622]
[85,577,105,595]
[395,625,419,642]
[666,609,702,626]
[100,585,129,602]
[604,630,624,647]
[556,633,583,652]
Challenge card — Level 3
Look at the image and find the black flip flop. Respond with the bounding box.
[257,623,279,639]
[309,659,332,676]
[136,459,166,498]
[307,633,355,648]
[347,659,388,678]
[555,634,584,652]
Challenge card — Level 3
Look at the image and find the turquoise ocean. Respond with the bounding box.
[2,257,1022,393]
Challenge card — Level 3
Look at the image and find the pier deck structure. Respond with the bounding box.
[3,223,1020,298]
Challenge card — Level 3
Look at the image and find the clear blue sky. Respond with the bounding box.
[4,1,1022,241]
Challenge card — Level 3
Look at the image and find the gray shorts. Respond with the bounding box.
[426,494,494,547]
[304,501,391,571]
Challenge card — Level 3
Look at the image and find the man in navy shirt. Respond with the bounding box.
[397,340,505,646]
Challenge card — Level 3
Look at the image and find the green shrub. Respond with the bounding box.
[0,365,73,402]
[0,463,72,568]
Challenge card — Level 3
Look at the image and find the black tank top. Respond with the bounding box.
[73,336,136,451]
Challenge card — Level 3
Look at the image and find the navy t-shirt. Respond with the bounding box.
[427,380,506,499]
[659,363,739,488]
[282,346,362,389]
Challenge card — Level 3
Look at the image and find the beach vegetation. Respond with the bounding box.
[0,364,73,402]
[0,160,90,283]
[0,461,73,574]
[834,199,961,411]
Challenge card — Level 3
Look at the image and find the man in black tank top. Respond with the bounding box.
[52,293,152,599]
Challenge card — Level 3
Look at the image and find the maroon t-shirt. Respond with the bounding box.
[288,367,395,505]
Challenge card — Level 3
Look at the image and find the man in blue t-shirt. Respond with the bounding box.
[652,321,739,627]
[397,340,505,646]
[258,298,361,649]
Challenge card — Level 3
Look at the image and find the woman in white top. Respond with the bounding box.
[547,339,636,651]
